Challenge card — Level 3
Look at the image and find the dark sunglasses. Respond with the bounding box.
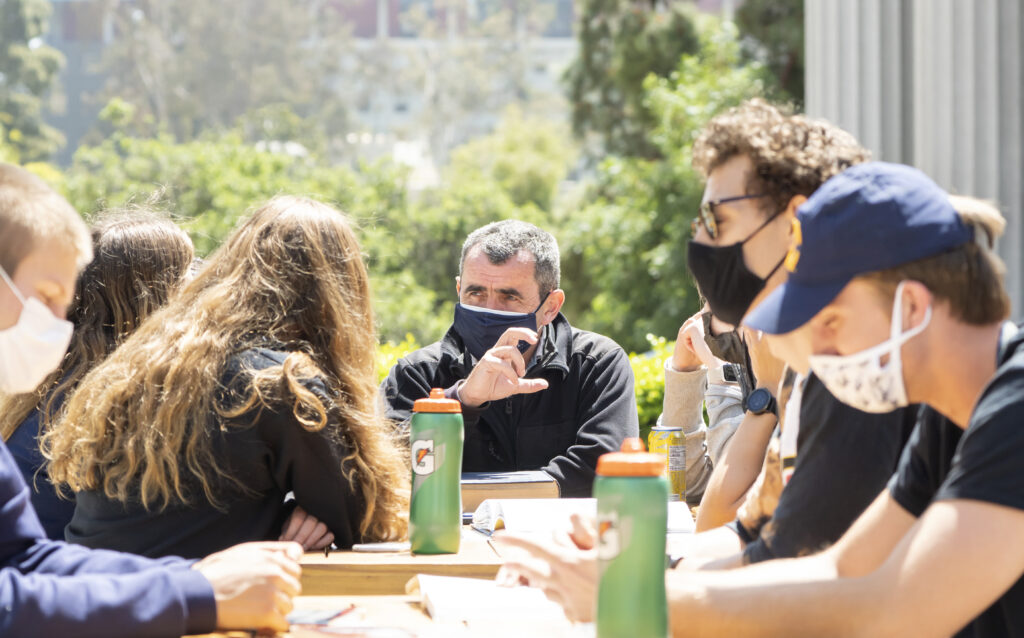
[690,194,768,240]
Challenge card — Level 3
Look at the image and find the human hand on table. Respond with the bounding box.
[494,513,595,587]
[493,513,598,622]
[280,505,334,551]
[194,541,303,633]
[458,327,549,408]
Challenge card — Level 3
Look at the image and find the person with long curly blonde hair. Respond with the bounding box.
[45,196,409,558]
[0,163,304,636]
[0,210,194,540]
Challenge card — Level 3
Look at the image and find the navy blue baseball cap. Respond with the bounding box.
[744,162,974,335]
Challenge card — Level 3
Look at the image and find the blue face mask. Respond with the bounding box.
[453,293,550,361]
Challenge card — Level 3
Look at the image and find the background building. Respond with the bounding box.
[44,0,577,182]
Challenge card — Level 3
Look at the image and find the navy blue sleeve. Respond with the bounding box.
[0,565,216,637]
[0,441,217,636]
[7,408,76,540]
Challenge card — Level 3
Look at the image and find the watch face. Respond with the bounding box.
[748,389,770,412]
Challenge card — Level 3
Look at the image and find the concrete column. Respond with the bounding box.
[805,0,1024,317]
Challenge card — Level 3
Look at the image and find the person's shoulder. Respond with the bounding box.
[393,339,449,369]
[566,322,628,361]
[222,346,330,398]
[226,346,289,373]
[972,342,1024,429]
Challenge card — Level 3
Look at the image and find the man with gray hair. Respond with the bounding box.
[382,220,639,497]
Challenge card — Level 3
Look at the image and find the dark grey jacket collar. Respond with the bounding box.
[438,313,573,380]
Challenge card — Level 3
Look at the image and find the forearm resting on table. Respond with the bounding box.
[665,552,887,638]
[671,499,1024,638]
[696,411,776,531]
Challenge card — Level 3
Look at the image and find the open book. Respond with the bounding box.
[406,574,571,628]
[471,498,695,535]
[460,471,559,513]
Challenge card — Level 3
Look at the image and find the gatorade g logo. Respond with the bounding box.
[596,512,621,560]
[412,439,435,476]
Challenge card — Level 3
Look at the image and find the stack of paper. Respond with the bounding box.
[407,574,572,628]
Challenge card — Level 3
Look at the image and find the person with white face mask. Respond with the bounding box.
[653,161,1020,637]
[498,162,1021,638]
[0,162,304,637]
[0,265,74,395]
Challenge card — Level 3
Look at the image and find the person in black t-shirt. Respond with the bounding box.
[659,162,1021,637]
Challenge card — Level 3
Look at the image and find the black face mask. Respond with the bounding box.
[686,211,786,326]
[452,292,551,361]
[701,311,747,364]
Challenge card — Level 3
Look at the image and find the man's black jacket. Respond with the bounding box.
[381,314,639,497]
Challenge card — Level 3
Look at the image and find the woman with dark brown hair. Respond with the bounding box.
[0,211,194,539]
[44,196,409,558]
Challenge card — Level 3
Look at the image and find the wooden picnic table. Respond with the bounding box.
[190,593,590,638]
[188,594,460,637]
[299,527,503,595]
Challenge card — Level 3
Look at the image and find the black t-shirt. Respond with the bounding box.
[888,324,1024,637]
[735,374,917,563]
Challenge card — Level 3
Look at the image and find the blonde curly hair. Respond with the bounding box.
[45,196,409,542]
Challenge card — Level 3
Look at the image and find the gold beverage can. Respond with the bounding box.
[648,426,685,501]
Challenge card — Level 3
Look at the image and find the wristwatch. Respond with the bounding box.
[744,387,777,416]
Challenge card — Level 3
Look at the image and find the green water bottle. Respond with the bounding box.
[409,388,464,554]
[595,437,669,638]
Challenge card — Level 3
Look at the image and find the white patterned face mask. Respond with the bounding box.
[808,281,931,414]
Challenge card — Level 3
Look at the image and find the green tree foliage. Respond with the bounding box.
[0,0,65,161]
[0,124,17,163]
[392,107,575,324]
[560,21,773,352]
[564,0,700,158]
[61,103,575,345]
[736,0,804,105]
[94,0,349,142]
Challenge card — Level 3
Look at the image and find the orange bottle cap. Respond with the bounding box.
[596,437,665,477]
[413,388,462,414]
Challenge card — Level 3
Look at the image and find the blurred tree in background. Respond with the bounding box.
[559,21,772,351]
[564,0,700,159]
[402,106,575,300]
[0,0,799,363]
[0,0,64,161]
[59,102,574,345]
[736,0,804,105]
[49,13,774,355]
[93,0,350,144]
